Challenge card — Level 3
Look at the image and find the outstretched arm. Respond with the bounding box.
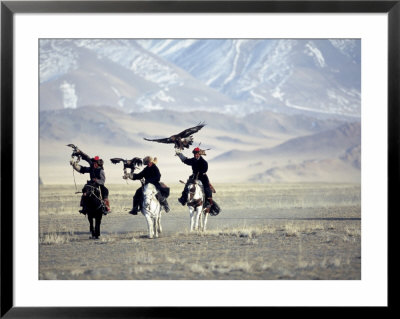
[177,152,187,162]
[76,149,92,164]
[124,172,136,180]
[124,168,144,181]
[70,159,90,174]
[70,159,82,173]
[176,149,195,167]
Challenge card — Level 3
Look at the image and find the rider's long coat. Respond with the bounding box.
[181,156,208,177]
[79,165,105,185]
[132,164,169,198]
[78,153,106,186]
[78,153,108,198]
[133,164,161,187]
[179,155,212,198]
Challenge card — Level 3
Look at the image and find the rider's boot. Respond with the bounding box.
[157,193,170,213]
[161,199,170,213]
[79,196,88,214]
[128,198,139,215]
[128,206,139,215]
[178,188,188,206]
[205,198,213,211]
[79,205,88,215]
[178,196,186,206]
[104,198,111,214]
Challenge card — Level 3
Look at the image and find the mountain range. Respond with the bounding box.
[39,39,361,184]
[40,39,360,118]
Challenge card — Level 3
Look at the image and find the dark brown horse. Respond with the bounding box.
[81,181,107,239]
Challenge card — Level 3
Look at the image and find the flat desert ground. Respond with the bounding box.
[39,183,361,280]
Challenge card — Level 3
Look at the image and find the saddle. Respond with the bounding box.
[187,175,216,193]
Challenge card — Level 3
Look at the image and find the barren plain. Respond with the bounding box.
[39,183,361,280]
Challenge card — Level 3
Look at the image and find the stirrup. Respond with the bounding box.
[159,197,170,213]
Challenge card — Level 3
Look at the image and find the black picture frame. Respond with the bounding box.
[1,0,394,317]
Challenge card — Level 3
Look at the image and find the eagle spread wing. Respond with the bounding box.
[143,137,173,144]
[110,158,125,165]
[177,122,205,138]
[143,122,206,150]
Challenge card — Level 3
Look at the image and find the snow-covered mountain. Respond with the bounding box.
[139,39,360,117]
[40,39,360,118]
[40,39,238,113]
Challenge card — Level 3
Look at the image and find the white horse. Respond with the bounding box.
[186,179,208,231]
[141,183,162,239]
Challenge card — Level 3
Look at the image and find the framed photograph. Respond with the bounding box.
[1,0,394,317]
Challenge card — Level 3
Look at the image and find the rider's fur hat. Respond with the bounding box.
[193,147,207,156]
[92,156,104,166]
[143,156,157,165]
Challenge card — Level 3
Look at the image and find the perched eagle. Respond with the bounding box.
[143,122,206,150]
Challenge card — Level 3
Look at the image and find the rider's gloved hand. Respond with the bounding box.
[175,148,181,155]
[176,152,186,161]
[69,159,75,166]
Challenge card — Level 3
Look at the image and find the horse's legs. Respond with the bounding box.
[189,206,196,231]
[153,217,159,238]
[87,215,94,237]
[94,214,102,238]
[199,208,204,230]
[194,206,202,230]
[144,213,154,239]
[202,211,208,231]
[157,210,162,234]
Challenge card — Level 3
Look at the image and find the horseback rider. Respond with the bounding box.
[176,147,213,209]
[124,156,170,215]
[70,148,111,214]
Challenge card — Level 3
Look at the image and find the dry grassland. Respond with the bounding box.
[39,183,361,280]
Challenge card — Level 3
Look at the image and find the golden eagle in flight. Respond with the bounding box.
[143,122,206,150]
